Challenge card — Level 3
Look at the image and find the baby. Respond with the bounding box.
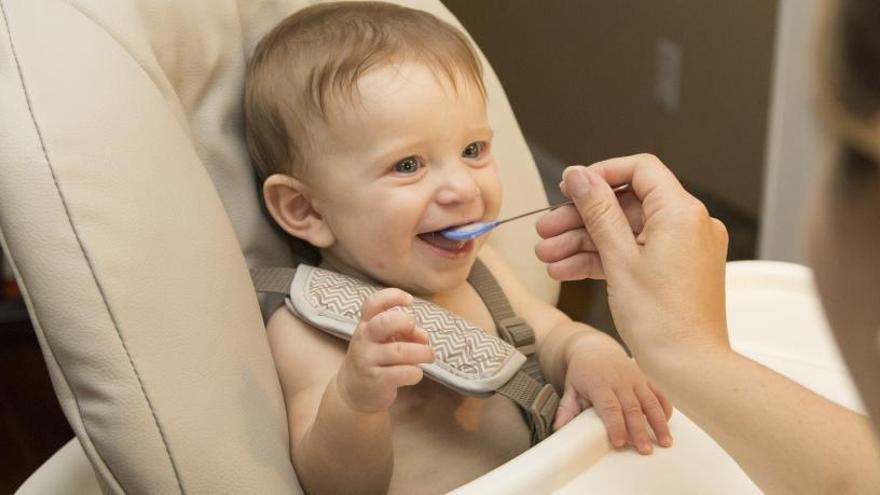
[245,3,672,494]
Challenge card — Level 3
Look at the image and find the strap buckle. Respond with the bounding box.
[528,383,560,443]
[498,316,537,355]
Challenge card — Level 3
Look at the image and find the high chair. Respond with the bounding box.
[1,0,858,493]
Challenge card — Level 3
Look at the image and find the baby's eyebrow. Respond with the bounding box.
[468,126,494,139]
[370,139,427,165]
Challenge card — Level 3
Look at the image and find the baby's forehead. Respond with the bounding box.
[317,61,486,123]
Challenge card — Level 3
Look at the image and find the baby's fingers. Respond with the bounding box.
[382,364,425,388]
[592,388,628,448]
[650,381,674,420]
[360,288,413,323]
[619,389,653,455]
[364,307,416,343]
[374,341,434,366]
[411,326,431,345]
[636,384,673,448]
[553,384,582,431]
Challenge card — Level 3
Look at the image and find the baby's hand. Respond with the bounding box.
[336,288,435,413]
[555,333,673,454]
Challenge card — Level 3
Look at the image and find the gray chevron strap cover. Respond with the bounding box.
[285,264,527,396]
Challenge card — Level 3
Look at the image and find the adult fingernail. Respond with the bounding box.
[567,168,591,197]
[661,435,673,447]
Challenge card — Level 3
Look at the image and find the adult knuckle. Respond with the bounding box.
[634,152,656,162]
[583,199,617,230]
[635,153,663,168]
[672,200,709,227]
[711,218,729,242]
[686,200,710,221]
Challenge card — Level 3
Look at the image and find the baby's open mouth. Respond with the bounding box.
[417,231,469,252]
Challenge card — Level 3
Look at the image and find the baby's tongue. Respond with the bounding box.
[418,232,465,251]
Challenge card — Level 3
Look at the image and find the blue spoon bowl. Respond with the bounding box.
[439,221,501,241]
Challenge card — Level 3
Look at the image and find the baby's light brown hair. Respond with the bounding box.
[245,1,486,180]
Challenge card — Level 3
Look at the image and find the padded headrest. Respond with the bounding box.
[0,0,555,492]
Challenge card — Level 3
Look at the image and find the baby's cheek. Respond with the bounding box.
[482,175,503,217]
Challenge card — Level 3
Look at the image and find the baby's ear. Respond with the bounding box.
[262,174,335,248]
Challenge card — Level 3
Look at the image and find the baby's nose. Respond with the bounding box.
[435,166,481,205]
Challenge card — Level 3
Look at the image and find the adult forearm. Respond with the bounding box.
[648,346,880,494]
[294,375,393,495]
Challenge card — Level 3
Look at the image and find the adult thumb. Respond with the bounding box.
[563,167,638,261]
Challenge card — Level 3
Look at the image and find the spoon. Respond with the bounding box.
[440,184,631,241]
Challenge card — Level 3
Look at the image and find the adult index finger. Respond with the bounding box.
[585,154,690,210]
[562,167,639,264]
[535,204,586,239]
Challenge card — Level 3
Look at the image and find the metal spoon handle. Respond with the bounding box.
[494,183,630,227]
[493,201,572,227]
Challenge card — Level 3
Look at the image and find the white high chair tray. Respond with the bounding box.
[453,260,861,494]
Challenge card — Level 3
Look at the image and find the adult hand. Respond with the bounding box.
[534,154,730,372]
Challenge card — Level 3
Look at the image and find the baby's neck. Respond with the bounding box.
[317,253,378,286]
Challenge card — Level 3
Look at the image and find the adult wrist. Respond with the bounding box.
[632,331,735,387]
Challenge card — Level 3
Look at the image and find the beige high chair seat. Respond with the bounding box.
[0,0,555,492]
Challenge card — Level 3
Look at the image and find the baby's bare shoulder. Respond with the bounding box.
[266,306,345,394]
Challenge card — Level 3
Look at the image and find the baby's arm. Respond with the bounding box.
[266,289,433,494]
[478,245,672,453]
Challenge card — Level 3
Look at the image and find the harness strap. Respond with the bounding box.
[250,267,297,295]
[467,259,560,442]
[468,260,542,379]
[496,371,560,445]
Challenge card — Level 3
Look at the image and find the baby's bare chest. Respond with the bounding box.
[388,379,530,493]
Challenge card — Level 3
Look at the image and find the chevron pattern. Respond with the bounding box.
[304,267,515,379]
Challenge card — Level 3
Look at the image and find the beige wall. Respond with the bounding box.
[444,0,778,218]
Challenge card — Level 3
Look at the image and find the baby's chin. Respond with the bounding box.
[320,248,478,297]
[377,268,470,298]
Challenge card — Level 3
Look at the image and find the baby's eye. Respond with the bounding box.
[393,156,422,174]
[462,142,485,159]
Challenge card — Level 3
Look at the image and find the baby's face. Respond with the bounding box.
[305,63,501,295]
